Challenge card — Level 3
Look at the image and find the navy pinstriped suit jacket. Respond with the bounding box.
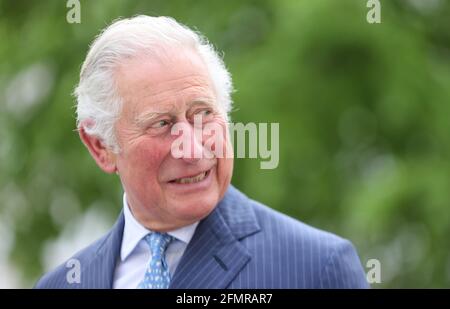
[35,185,369,289]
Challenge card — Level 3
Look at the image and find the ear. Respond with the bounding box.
[78,122,117,174]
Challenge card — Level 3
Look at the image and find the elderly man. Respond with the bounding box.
[35,16,368,289]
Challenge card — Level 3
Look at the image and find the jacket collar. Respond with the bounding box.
[80,185,260,288]
[169,185,261,288]
[74,211,124,288]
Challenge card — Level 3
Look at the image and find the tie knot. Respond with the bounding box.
[144,232,173,258]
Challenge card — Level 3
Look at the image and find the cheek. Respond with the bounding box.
[120,138,171,182]
[218,156,233,178]
[216,156,233,200]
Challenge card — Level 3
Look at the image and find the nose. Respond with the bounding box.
[171,121,204,163]
[184,124,203,163]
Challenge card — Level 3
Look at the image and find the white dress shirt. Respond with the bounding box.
[113,193,199,289]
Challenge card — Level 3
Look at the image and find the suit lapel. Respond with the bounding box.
[73,185,259,289]
[170,186,261,289]
[79,211,124,288]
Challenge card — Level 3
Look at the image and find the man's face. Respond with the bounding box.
[113,48,233,231]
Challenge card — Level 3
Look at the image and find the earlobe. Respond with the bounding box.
[78,125,117,174]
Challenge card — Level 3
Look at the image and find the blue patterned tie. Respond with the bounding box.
[138,232,173,289]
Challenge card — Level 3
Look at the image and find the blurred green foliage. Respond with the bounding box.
[0,0,449,288]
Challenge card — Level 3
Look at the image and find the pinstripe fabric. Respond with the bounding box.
[34,185,369,289]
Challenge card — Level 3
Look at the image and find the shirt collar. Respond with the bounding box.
[120,193,199,262]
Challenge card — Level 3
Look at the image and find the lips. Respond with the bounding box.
[169,169,211,184]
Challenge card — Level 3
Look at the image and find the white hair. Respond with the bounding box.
[75,15,233,152]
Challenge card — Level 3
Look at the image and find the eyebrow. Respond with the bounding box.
[188,98,216,111]
[134,111,170,127]
[134,98,216,127]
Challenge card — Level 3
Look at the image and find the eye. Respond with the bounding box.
[151,119,171,128]
[194,108,214,122]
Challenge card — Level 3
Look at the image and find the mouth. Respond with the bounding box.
[169,169,211,185]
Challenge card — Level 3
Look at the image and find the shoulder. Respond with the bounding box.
[34,232,109,289]
[220,185,354,252]
[239,195,369,288]
[251,198,345,249]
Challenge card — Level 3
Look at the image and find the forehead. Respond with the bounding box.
[116,49,215,115]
